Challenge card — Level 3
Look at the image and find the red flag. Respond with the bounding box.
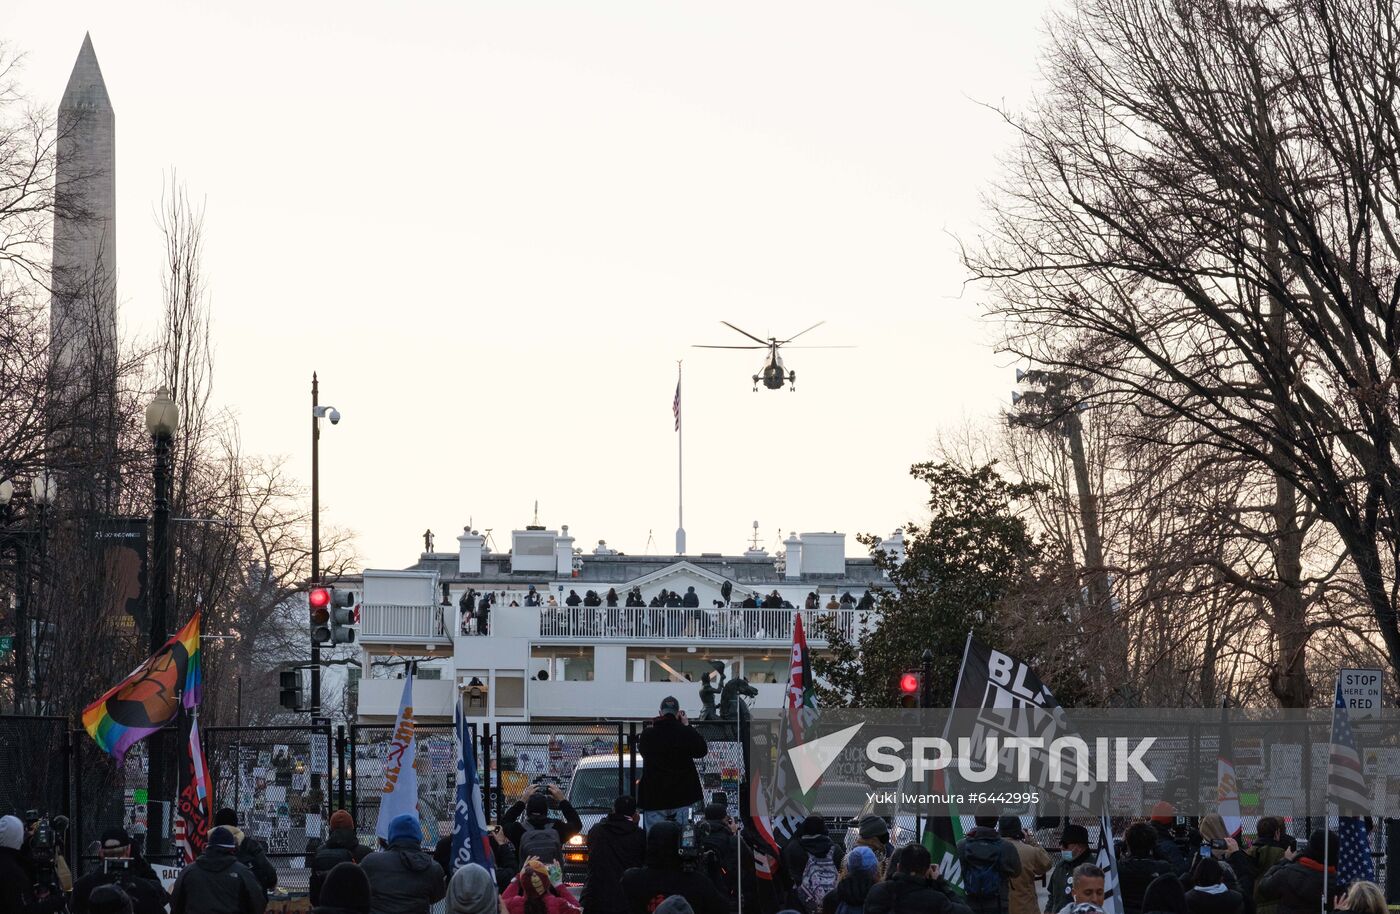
[177,717,212,864]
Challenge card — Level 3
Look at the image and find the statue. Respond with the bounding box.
[698,660,727,721]
[720,676,758,722]
[423,529,434,552]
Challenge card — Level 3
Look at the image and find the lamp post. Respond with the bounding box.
[1,472,55,714]
[310,373,340,719]
[144,386,178,856]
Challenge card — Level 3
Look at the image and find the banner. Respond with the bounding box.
[1216,702,1241,836]
[451,698,494,871]
[376,672,419,839]
[82,611,202,761]
[950,636,1124,914]
[177,716,212,864]
[94,517,147,633]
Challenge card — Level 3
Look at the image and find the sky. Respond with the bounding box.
[9,2,1050,569]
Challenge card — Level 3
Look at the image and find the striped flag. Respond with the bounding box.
[1328,680,1369,813]
[451,698,494,871]
[176,716,212,864]
[673,379,681,431]
[1216,702,1241,835]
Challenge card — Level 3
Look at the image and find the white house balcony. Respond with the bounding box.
[532,606,865,645]
[358,603,452,644]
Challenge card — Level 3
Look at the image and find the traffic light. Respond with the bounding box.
[898,670,921,708]
[309,586,356,644]
[279,669,303,710]
[309,586,332,643]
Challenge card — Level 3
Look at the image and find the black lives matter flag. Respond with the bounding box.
[946,635,1124,914]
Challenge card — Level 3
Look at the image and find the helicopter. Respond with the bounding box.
[693,321,851,391]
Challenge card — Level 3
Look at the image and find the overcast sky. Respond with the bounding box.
[11,2,1048,568]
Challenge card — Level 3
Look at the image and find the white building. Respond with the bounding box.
[342,524,905,724]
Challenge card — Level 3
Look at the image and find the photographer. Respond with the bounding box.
[694,801,749,913]
[0,815,66,914]
[620,820,728,914]
[638,697,707,830]
[581,796,646,914]
[501,784,583,871]
[72,828,168,914]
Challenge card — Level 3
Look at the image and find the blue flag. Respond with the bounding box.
[375,672,419,840]
[451,697,495,872]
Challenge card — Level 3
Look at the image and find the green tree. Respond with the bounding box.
[813,461,1052,707]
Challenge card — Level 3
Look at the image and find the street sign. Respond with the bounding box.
[0,636,11,659]
[1339,668,1383,720]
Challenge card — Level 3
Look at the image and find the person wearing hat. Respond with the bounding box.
[582,796,648,914]
[444,863,501,914]
[71,827,168,914]
[1148,804,1187,875]
[851,816,892,869]
[212,808,278,893]
[0,813,66,914]
[1255,829,1337,914]
[360,814,446,914]
[170,826,267,914]
[501,784,582,869]
[638,697,708,830]
[1045,825,1094,914]
[998,817,1050,914]
[823,845,880,914]
[1183,858,1243,914]
[315,861,374,914]
[311,811,373,905]
[620,821,728,914]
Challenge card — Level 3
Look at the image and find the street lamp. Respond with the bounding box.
[144,386,178,856]
[310,373,340,719]
[1,470,54,714]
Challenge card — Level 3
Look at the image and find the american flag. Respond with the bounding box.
[1330,681,1376,885]
[673,379,681,431]
[1329,680,1370,813]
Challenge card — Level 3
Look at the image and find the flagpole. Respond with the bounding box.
[1324,674,1338,914]
[676,361,685,555]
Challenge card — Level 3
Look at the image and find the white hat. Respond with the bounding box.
[0,815,23,850]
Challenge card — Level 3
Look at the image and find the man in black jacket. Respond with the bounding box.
[639,697,708,830]
[171,827,268,914]
[866,843,973,914]
[0,814,64,914]
[360,814,446,914]
[501,784,583,862]
[780,816,837,911]
[71,828,168,914]
[957,816,1023,914]
[212,809,277,893]
[620,821,728,914]
[310,811,371,905]
[1116,823,1174,914]
[583,796,648,914]
[1256,830,1336,914]
[1045,825,1095,914]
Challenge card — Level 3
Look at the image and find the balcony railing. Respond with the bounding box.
[359,603,450,641]
[534,606,865,643]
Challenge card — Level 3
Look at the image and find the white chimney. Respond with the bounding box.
[878,528,907,577]
[800,532,846,575]
[784,533,803,580]
[555,525,576,576]
[457,527,484,575]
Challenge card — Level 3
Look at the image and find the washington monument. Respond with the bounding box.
[52,33,117,506]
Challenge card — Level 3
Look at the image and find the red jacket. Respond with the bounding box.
[503,879,582,914]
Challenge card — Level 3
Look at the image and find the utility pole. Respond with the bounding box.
[311,373,321,718]
[145,387,178,856]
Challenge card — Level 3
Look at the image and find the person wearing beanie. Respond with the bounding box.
[445,864,500,914]
[503,858,581,914]
[71,827,168,914]
[500,784,581,869]
[780,815,837,913]
[638,697,708,829]
[999,817,1051,914]
[171,827,267,914]
[1256,830,1337,914]
[582,796,647,914]
[87,885,133,914]
[1141,873,1188,914]
[311,811,373,905]
[209,809,277,894]
[1184,859,1243,914]
[620,822,728,914]
[1045,825,1094,914]
[315,862,374,914]
[852,816,892,867]
[822,846,880,914]
[0,813,65,914]
[1147,804,1187,876]
[360,814,445,914]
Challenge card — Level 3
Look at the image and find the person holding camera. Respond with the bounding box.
[71,828,168,914]
[620,821,728,914]
[638,698,708,831]
[502,784,582,875]
[0,815,65,914]
[582,796,647,914]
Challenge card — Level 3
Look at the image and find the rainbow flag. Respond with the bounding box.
[83,611,202,760]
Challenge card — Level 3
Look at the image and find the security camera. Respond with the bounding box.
[328,408,341,425]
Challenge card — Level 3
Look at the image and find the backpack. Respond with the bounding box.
[961,835,1005,901]
[519,818,563,864]
[797,846,839,914]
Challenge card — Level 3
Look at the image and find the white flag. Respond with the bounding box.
[375,673,419,839]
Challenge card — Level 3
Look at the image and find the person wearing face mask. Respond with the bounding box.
[1045,825,1095,914]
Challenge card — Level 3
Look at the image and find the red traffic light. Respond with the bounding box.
[899,672,920,694]
[309,587,331,609]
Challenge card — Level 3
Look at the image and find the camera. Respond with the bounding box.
[328,408,340,425]
[677,817,713,873]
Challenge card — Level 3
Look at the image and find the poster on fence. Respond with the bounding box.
[311,735,328,775]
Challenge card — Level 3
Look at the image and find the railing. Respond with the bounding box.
[535,606,866,643]
[359,603,450,640]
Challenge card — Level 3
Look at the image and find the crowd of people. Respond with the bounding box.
[1,703,1389,914]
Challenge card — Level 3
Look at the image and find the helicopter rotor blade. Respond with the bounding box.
[692,344,767,349]
[779,321,826,344]
[720,321,772,346]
